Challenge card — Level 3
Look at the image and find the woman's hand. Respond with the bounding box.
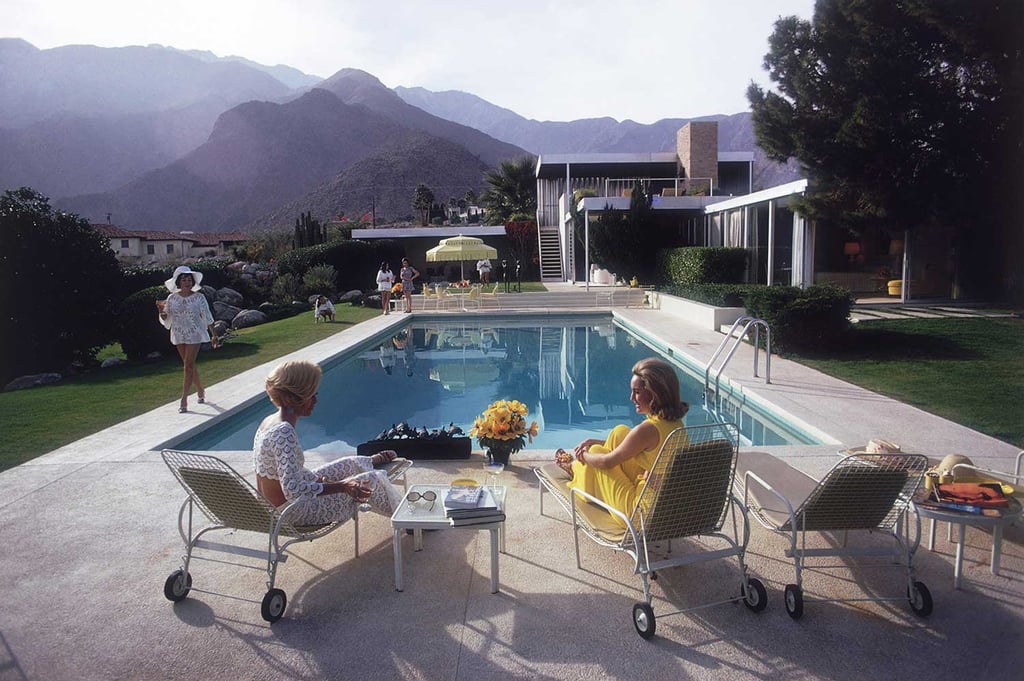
[573,438,602,457]
[343,479,372,502]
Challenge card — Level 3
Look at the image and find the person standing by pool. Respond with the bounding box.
[477,258,492,284]
[156,265,218,413]
[376,262,394,315]
[554,357,689,527]
[399,258,420,313]
[254,359,402,524]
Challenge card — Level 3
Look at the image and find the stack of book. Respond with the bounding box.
[443,485,505,526]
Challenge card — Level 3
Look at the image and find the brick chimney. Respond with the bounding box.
[676,122,718,192]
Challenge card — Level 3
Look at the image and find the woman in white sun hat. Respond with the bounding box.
[156,265,218,412]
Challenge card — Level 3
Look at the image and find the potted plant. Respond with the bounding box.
[469,399,539,466]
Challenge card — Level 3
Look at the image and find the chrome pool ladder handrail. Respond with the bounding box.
[704,316,771,409]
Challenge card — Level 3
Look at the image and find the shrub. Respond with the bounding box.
[272,273,302,303]
[741,284,853,352]
[660,247,748,284]
[117,285,173,360]
[303,264,337,297]
[276,243,329,277]
[0,188,122,382]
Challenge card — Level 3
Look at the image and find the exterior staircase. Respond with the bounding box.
[538,227,563,282]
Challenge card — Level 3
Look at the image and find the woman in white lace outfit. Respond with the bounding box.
[157,266,218,413]
[253,360,402,525]
[376,262,394,315]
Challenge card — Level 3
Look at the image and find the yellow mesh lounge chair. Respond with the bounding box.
[161,450,411,623]
[534,422,766,639]
[736,451,931,619]
[480,283,501,309]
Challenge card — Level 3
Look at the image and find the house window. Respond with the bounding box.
[146,244,155,255]
[166,244,174,254]
[120,239,129,249]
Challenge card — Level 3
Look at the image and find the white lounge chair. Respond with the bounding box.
[534,422,766,639]
[736,451,931,619]
[161,450,411,623]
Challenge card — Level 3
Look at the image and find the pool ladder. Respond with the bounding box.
[704,316,771,414]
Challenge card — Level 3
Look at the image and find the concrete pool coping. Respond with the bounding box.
[1,300,1021,680]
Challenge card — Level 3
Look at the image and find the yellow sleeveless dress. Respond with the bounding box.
[567,415,685,527]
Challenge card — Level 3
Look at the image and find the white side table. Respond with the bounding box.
[391,484,507,593]
[912,499,1022,589]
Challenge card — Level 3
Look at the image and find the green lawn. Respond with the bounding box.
[786,317,1024,448]
[0,306,377,471]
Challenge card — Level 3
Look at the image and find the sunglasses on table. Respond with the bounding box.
[406,490,437,511]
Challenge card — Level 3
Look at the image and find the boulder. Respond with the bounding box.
[213,301,242,323]
[215,287,244,307]
[213,320,230,337]
[338,289,363,304]
[4,372,62,392]
[232,309,268,329]
[100,357,124,368]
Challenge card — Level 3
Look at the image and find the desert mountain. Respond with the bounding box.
[59,88,426,229]
[317,69,526,168]
[246,132,492,231]
[0,39,301,197]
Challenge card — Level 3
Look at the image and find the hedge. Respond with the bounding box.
[663,283,853,352]
[659,247,748,285]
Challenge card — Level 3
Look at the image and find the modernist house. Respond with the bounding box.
[536,122,947,301]
[92,224,250,264]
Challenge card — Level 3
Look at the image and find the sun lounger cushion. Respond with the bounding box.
[536,463,626,542]
[737,452,911,531]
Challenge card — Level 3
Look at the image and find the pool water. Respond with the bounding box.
[176,316,820,453]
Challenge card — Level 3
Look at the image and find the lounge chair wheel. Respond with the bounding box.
[742,578,768,612]
[261,588,287,623]
[632,602,656,640]
[163,569,192,602]
[907,581,933,617]
[784,584,804,620]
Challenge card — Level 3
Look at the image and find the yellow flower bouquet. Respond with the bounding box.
[469,399,539,464]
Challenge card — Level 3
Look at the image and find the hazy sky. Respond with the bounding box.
[5,0,817,123]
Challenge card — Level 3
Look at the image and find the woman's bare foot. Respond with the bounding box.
[555,448,573,477]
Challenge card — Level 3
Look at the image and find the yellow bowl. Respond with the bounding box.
[451,478,479,487]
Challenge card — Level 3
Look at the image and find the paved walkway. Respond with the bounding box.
[0,299,1020,680]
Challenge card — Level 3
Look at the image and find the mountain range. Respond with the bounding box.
[0,39,800,232]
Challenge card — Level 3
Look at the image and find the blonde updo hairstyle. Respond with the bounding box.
[632,357,689,422]
[265,360,322,410]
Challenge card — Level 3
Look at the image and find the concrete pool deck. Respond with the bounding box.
[1,299,1021,680]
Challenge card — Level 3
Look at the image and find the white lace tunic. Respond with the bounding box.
[159,292,214,345]
[253,421,398,525]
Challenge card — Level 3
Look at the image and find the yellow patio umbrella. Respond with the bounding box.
[425,235,498,280]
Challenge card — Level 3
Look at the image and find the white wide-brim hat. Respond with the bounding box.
[165,265,203,292]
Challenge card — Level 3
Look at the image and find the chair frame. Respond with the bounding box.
[479,283,501,309]
[739,451,931,619]
[535,422,766,639]
[161,449,411,622]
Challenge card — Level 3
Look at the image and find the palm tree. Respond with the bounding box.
[413,183,435,226]
[481,156,537,223]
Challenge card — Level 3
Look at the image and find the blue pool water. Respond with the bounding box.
[175,315,820,453]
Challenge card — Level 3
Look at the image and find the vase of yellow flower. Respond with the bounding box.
[469,399,539,466]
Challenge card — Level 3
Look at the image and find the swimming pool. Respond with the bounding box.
[176,315,821,453]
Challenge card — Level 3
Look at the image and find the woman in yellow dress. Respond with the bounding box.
[556,357,689,526]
